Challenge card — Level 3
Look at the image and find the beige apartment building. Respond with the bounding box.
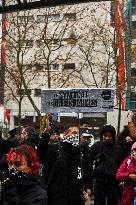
[3,1,122,135]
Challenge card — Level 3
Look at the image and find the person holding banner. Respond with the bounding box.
[128,111,136,140]
[38,122,92,205]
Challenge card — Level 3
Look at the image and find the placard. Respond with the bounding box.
[41,88,115,113]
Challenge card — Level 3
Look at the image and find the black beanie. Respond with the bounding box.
[100,124,116,141]
[51,127,60,135]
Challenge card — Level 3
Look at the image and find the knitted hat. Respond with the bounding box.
[7,144,39,175]
[131,142,136,150]
[51,127,60,135]
[100,124,116,141]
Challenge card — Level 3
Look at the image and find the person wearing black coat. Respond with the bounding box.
[15,126,40,149]
[118,125,134,160]
[89,124,123,205]
[0,137,11,204]
[38,125,92,205]
[1,144,47,205]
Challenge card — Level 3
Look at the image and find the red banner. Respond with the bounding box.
[113,0,127,110]
[4,109,10,125]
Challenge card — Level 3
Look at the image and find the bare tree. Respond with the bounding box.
[4,2,122,128]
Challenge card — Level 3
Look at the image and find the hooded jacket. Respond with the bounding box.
[116,156,136,205]
[89,125,122,186]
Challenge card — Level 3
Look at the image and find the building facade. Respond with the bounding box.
[130,0,136,110]
[2,1,131,134]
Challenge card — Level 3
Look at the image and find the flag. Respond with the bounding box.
[4,109,10,125]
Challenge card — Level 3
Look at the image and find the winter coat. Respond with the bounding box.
[38,137,91,205]
[89,141,122,187]
[37,132,50,165]
[2,173,47,205]
[89,141,122,205]
[116,156,136,205]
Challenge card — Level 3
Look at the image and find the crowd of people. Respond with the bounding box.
[0,111,136,205]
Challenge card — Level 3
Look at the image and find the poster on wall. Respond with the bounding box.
[41,88,115,113]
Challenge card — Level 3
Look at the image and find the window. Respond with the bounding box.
[36,39,60,46]
[64,63,75,70]
[35,64,44,71]
[35,64,56,71]
[37,15,46,23]
[131,29,136,39]
[132,8,136,15]
[130,92,136,101]
[51,63,59,70]
[22,64,32,71]
[34,63,59,71]
[36,40,42,47]
[52,39,60,45]
[44,39,51,44]
[130,44,136,58]
[131,67,136,78]
[37,14,60,23]
[20,40,33,48]
[17,89,31,96]
[34,89,41,97]
[63,37,77,45]
[130,89,136,110]
[18,16,33,23]
[132,21,136,29]
[48,14,60,22]
[131,78,136,86]
[132,0,136,8]
[63,13,76,21]
[45,39,59,45]
[130,101,136,110]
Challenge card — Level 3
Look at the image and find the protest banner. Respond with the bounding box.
[41,88,115,113]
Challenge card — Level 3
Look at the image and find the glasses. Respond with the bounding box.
[8,161,22,167]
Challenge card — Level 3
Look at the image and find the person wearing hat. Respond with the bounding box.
[80,128,94,147]
[80,120,89,128]
[118,125,134,160]
[116,142,136,205]
[49,127,60,144]
[89,124,122,205]
[1,144,47,205]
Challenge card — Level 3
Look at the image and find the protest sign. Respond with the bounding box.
[41,88,115,113]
